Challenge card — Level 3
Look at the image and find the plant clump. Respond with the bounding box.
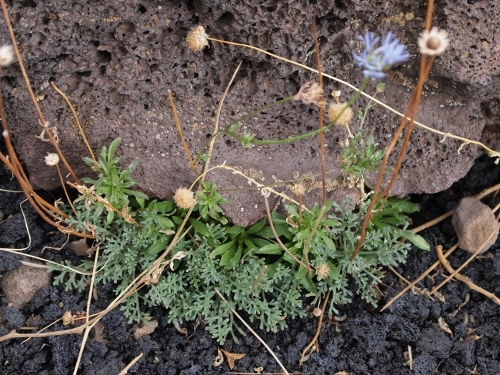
[52,138,428,344]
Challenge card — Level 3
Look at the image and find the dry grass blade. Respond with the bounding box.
[119,353,144,375]
[299,290,330,366]
[430,222,500,297]
[263,193,310,272]
[312,12,327,205]
[380,244,458,312]
[435,245,500,306]
[169,89,199,176]
[202,60,242,181]
[214,289,290,375]
[0,199,31,251]
[73,246,101,374]
[50,82,98,167]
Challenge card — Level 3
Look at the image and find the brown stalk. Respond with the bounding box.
[312,12,327,205]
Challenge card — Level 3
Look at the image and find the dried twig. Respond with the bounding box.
[299,290,331,365]
[435,245,500,305]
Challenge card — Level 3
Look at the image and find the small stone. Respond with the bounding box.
[451,197,499,254]
[1,265,51,308]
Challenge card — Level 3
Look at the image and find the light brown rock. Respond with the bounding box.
[1,265,51,309]
[451,197,499,254]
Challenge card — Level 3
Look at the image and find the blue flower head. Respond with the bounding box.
[353,31,410,79]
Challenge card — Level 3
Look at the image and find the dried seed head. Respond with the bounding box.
[0,45,14,67]
[62,311,75,326]
[186,26,209,52]
[418,27,449,56]
[174,187,196,209]
[290,183,306,197]
[45,152,60,166]
[316,263,330,280]
[312,307,322,317]
[327,103,353,126]
[294,81,326,108]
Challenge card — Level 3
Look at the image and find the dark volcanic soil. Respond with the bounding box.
[1,154,500,375]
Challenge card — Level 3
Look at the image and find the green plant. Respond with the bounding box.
[53,137,428,344]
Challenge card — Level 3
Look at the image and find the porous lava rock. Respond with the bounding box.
[0,0,499,225]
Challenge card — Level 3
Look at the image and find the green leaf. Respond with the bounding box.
[210,240,236,257]
[243,238,257,252]
[246,219,267,234]
[254,243,282,255]
[219,246,236,266]
[188,218,211,237]
[327,261,339,280]
[225,245,242,269]
[226,226,244,236]
[155,201,176,213]
[295,267,317,294]
[318,231,336,250]
[401,230,430,251]
[145,237,169,256]
[106,210,114,225]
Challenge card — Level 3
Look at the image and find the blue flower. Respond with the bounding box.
[353,31,410,79]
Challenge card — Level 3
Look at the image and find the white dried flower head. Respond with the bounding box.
[316,263,330,280]
[186,26,209,52]
[294,81,326,108]
[62,311,75,326]
[418,27,449,56]
[0,45,14,67]
[327,103,353,126]
[290,183,306,197]
[173,187,196,209]
[45,152,60,166]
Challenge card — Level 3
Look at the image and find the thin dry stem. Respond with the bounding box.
[312,13,327,205]
[263,194,310,272]
[214,289,290,375]
[351,48,436,261]
[436,245,500,305]
[0,0,79,183]
[119,353,144,375]
[303,204,327,278]
[51,82,98,168]
[73,246,101,374]
[430,223,500,296]
[380,244,458,312]
[299,290,331,365]
[56,163,77,216]
[202,60,242,181]
[168,90,198,176]
[204,37,500,159]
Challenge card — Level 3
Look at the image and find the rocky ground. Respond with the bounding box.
[0,154,500,375]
